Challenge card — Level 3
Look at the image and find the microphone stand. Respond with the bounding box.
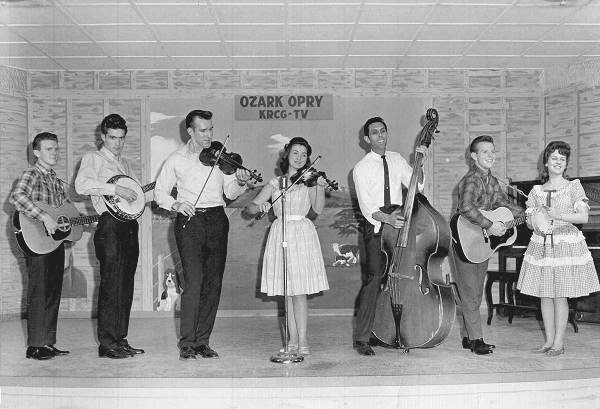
[270,175,304,364]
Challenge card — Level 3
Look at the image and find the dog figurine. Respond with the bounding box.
[332,242,360,267]
[157,270,181,311]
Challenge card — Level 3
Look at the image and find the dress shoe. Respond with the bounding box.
[461,337,472,349]
[470,338,493,355]
[354,341,375,356]
[482,339,496,349]
[179,346,197,360]
[545,347,565,357]
[532,345,552,353]
[99,345,131,359]
[194,344,219,358]
[26,346,54,360]
[119,339,145,355]
[44,345,69,356]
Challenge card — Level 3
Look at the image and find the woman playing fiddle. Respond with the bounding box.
[517,141,599,356]
[245,137,330,355]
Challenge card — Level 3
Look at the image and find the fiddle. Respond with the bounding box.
[290,167,339,190]
[199,140,263,183]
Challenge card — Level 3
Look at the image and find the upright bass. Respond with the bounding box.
[372,108,455,350]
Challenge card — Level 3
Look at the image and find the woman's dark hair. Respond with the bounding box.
[279,136,312,174]
[541,140,570,183]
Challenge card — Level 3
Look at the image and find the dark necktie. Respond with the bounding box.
[382,154,391,208]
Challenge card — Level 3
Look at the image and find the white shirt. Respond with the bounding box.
[154,140,246,210]
[75,146,139,215]
[353,150,423,233]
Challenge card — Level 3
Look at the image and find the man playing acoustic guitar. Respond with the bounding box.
[451,135,524,355]
[10,132,70,360]
[75,114,147,359]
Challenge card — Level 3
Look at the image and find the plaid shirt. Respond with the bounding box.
[456,165,523,229]
[10,162,66,220]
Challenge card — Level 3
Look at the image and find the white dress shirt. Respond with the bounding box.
[353,150,423,233]
[75,146,139,215]
[154,140,246,210]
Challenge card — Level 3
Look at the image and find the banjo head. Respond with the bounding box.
[105,175,145,220]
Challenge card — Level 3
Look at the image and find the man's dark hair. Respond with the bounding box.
[32,132,58,151]
[100,114,128,136]
[363,117,387,137]
[469,135,494,153]
[185,110,213,129]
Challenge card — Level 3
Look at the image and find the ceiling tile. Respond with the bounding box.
[359,4,434,24]
[34,42,107,57]
[220,25,285,42]
[170,56,231,70]
[417,25,486,41]
[288,24,354,41]
[166,42,226,57]
[288,4,359,24]
[353,24,420,41]
[3,5,72,25]
[1,27,25,42]
[456,55,574,69]
[496,5,580,24]
[63,5,142,25]
[395,56,464,68]
[152,25,220,42]
[343,55,400,69]
[348,41,410,56]
[428,5,508,24]
[407,41,470,56]
[543,24,600,41]
[289,56,347,69]
[563,5,600,24]
[53,57,120,70]
[231,56,287,70]
[138,5,214,24]
[227,42,286,57]
[289,42,348,56]
[10,25,88,42]
[3,57,64,70]
[465,41,537,55]
[480,24,556,41]
[215,5,284,24]
[107,56,172,70]
[0,43,45,57]
[84,25,156,42]
[97,42,167,57]
[525,41,599,55]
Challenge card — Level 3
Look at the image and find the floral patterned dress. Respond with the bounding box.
[260,177,329,296]
[517,179,600,298]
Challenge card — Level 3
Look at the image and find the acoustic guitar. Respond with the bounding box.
[450,207,526,263]
[13,201,99,255]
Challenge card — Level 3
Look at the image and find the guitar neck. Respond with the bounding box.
[70,214,100,226]
[505,214,526,229]
[142,181,156,193]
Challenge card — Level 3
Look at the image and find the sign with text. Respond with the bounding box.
[234,94,333,121]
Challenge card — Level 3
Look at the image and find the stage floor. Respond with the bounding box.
[1,312,600,408]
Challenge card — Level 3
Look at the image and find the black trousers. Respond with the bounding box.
[175,207,229,349]
[93,213,139,349]
[354,224,385,343]
[26,243,65,347]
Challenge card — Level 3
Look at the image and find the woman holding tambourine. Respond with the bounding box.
[517,141,600,357]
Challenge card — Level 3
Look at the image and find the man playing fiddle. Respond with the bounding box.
[154,109,251,360]
[352,116,429,356]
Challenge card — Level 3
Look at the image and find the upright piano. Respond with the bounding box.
[508,176,600,323]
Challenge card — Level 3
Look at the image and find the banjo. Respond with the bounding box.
[104,175,155,221]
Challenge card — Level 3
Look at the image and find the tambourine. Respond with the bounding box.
[528,207,553,236]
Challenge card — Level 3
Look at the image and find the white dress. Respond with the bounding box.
[260,177,329,296]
